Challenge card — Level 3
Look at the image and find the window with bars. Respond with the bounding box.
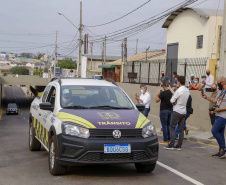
[197,35,203,49]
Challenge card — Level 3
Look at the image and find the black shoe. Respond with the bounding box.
[218,149,226,159]
[208,136,215,140]
[212,151,220,158]
[174,145,181,151]
[164,144,174,150]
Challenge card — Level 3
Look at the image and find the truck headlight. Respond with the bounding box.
[62,122,90,139]
[142,122,157,138]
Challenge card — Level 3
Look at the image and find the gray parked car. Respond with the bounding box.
[6,103,19,115]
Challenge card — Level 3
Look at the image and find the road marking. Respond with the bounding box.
[157,161,204,185]
[23,117,26,119]
[186,140,218,148]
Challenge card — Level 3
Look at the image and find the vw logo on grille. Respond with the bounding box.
[112,130,121,139]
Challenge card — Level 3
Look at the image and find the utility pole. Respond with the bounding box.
[54,31,58,77]
[104,36,107,64]
[91,42,93,70]
[136,39,138,55]
[78,1,83,77]
[124,38,127,63]
[121,42,124,82]
[47,50,50,81]
[102,42,104,65]
[219,0,226,77]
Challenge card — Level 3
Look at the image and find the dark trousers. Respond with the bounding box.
[170,111,186,147]
[209,113,215,126]
[175,113,190,138]
[141,108,150,118]
[160,110,172,142]
[211,116,226,150]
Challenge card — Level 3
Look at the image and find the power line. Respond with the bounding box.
[85,0,199,43]
[85,0,151,27]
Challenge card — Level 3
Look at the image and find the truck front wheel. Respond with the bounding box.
[49,136,66,176]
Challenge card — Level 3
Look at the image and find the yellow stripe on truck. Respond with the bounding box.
[57,112,96,128]
[135,113,151,128]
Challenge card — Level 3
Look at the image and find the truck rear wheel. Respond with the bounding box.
[49,136,66,176]
[29,123,41,151]
[135,162,156,173]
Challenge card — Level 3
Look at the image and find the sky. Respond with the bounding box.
[0,0,224,59]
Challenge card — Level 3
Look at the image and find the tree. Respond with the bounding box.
[58,58,77,69]
[36,52,45,60]
[20,53,35,58]
[10,66,29,75]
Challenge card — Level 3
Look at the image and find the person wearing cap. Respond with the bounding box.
[201,69,215,92]
[188,74,195,90]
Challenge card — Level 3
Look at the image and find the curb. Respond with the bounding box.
[157,131,218,146]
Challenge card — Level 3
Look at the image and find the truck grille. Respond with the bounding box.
[79,151,149,162]
[89,129,142,139]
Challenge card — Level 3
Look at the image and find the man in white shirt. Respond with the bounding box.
[135,85,151,117]
[203,69,214,92]
[164,76,190,150]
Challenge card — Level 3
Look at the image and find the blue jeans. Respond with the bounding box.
[160,110,172,141]
[141,108,150,117]
[212,116,226,150]
[175,113,190,138]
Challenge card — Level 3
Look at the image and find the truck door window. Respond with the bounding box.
[42,86,51,102]
[46,87,56,106]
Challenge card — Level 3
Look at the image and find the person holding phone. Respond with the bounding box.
[202,77,226,159]
[155,82,173,144]
[135,85,151,117]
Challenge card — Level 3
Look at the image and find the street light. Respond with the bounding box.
[58,12,78,29]
[58,4,82,78]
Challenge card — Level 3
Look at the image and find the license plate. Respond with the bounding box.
[104,144,131,153]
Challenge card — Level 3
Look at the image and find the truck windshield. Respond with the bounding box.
[61,86,134,109]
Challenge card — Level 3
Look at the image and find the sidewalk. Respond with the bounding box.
[156,129,221,146]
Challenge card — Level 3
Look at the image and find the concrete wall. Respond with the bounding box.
[118,83,213,132]
[166,9,222,59]
[0,75,49,86]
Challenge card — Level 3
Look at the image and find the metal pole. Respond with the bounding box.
[54,31,57,78]
[78,1,82,77]
[139,63,141,83]
[47,50,50,81]
[148,63,150,84]
[124,38,127,63]
[158,62,161,85]
[184,60,187,83]
[121,42,124,82]
[102,42,104,65]
[91,42,93,70]
[104,36,106,64]
[132,61,135,83]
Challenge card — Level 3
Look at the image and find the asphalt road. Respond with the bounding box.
[0,85,225,185]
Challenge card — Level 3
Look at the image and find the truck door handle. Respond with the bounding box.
[39,113,41,116]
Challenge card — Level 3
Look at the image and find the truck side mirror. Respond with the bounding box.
[39,102,54,111]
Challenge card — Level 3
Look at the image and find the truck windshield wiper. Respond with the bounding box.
[64,105,89,109]
[89,106,132,110]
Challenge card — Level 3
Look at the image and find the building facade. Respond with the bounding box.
[162,8,223,78]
